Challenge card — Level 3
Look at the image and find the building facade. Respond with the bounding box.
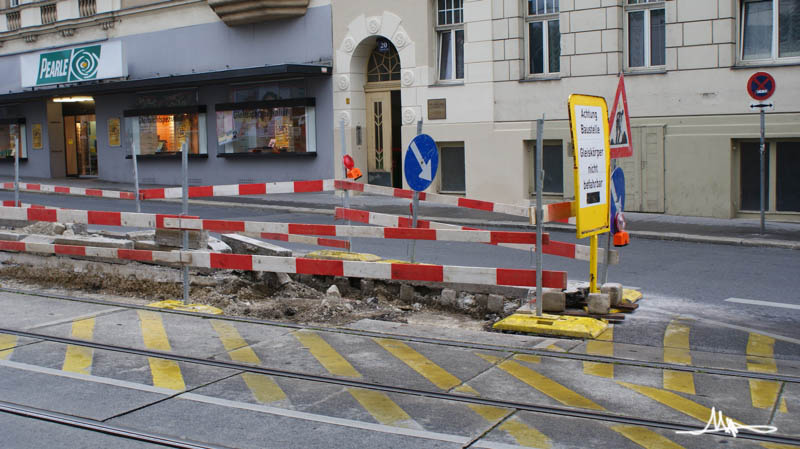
[0,0,333,186]
[331,0,800,220]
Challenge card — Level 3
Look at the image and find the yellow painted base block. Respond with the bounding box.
[493,314,608,339]
[621,289,643,305]
[148,300,223,315]
[306,250,381,262]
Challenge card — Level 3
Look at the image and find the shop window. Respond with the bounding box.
[626,0,666,68]
[526,0,560,76]
[439,143,465,193]
[530,141,564,195]
[0,119,27,159]
[739,140,800,213]
[215,99,316,155]
[124,107,207,156]
[436,0,464,82]
[231,80,306,103]
[741,0,800,61]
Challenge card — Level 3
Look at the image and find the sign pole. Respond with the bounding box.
[132,146,141,213]
[590,235,599,293]
[181,140,189,305]
[600,158,617,285]
[13,135,19,207]
[759,108,766,234]
[409,120,423,263]
[340,119,353,252]
[535,116,544,317]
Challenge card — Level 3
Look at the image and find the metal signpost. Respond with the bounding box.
[568,94,611,293]
[340,119,353,252]
[181,140,190,304]
[13,135,19,206]
[132,146,141,213]
[746,72,776,234]
[534,117,544,317]
[404,126,438,263]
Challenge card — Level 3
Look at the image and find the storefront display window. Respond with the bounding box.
[124,107,207,156]
[215,99,315,155]
[0,119,27,159]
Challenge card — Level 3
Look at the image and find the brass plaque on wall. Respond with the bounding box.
[428,99,446,120]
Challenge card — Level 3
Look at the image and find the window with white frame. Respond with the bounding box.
[436,0,464,81]
[626,0,666,68]
[525,0,560,76]
[740,0,800,61]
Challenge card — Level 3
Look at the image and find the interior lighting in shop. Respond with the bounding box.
[52,96,94,103]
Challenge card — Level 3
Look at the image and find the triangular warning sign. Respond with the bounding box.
[609,74,633,159]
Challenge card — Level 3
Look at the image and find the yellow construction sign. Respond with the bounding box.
[568,94,611,239]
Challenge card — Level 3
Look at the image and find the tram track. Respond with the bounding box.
[1,325,799,446]
[0,400,230,449]
[3,286,799,384]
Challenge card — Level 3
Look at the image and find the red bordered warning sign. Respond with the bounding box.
[609,74,633,159]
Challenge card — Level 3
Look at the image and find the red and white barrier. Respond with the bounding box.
[139,179,335,200]
[0,239,567,289]
[334,180,573,223]
[256,232,350,250]
[335,207,618,265]
[1,182,136,200]
[161,217,549,246]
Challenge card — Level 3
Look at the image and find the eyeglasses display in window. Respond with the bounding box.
[215,100,316,155]
[124,109,207,156]
[0,122,26,159]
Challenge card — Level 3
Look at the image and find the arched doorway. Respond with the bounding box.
[364,38,402,188]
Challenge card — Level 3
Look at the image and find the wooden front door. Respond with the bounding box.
[365,91,393,187]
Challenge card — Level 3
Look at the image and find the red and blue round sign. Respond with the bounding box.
[747,72,776,101]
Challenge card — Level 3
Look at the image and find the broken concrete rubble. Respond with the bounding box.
[221,234,291,257]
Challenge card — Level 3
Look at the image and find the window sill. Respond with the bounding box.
[125,153,208,160]
[0,157,27,163]
[216,151,317,159]
[430,81,465,88]
[732,60,800,70]
[439,190,466,195]
[623,68,667,76]
[520,75,562,82]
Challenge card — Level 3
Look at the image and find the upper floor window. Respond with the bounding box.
[526,0,560,76]
[627,0,665,68]
[436,0,464,81]
[741,0,800,61]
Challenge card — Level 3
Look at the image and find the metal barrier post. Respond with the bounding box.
[409,120,422,263]
[535,117,544,317]
[13,138,19,206]
[340,119,353,252]
[181,140,189,304]
[132,146,141,213]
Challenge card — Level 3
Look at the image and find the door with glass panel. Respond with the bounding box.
[64,114,97,176]
[365,91,393,187]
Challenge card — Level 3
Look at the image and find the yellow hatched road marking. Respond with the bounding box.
[761,443,800,449]
[618,381,743,425]
[137,311,185,391]
[663,321,695,395]
[610,425,685,449]
[584,327,614,378]
[294,330,361,378]
[747,333,783,410]
[292,331,416,427]
[210,320,286,404]
[514,354,542,364]
[492,357,604,411]
[0,333,17,360]
[347,388,416,428]
[456,382,551,448]
[62,318,95,375]
[374,338,461,390]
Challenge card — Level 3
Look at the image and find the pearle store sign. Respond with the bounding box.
[20,41,127,88]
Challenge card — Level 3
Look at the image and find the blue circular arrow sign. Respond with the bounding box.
[404,134,439,192]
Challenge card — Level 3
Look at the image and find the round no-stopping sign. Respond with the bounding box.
[747,72,776,101]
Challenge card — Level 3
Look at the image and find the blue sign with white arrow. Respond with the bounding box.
[404,134,439,192]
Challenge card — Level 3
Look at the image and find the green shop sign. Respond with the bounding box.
[36,45,101,86]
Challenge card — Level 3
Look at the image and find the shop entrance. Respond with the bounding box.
[364,38,402,188]
[61,100,97,177]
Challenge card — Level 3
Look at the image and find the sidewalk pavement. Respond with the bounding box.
[2,176,798,250]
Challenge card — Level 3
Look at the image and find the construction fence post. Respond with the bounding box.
[535,116,544,317]
[340,119,353,252]
[181,140,189,304]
